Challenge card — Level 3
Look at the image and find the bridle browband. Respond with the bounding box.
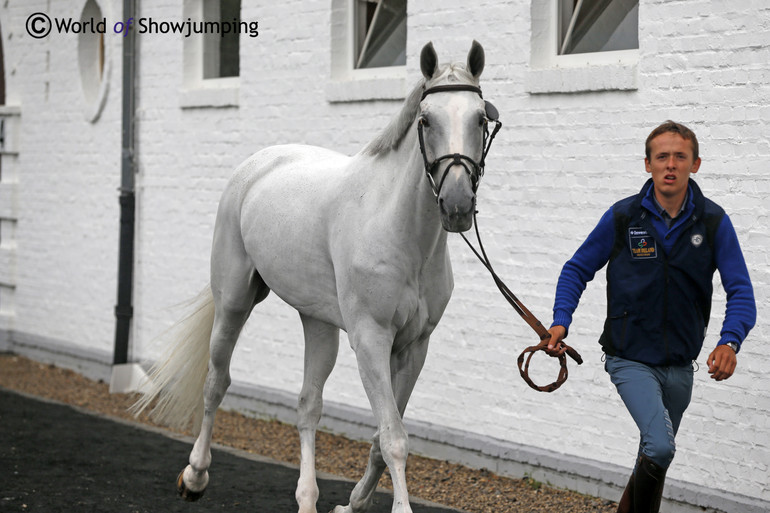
[420,84,483,100]
[417,84,502,199]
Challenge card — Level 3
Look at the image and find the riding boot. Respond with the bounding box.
[616,472,634,513]
[632,455,667,513]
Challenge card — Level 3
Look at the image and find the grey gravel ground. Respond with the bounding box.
[0,354,617,513]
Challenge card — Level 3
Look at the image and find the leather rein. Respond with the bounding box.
[459,214,583,392]
[418,83,582,392]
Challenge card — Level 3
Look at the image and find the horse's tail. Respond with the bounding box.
[131,285,215,433]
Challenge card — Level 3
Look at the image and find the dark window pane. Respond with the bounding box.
[561,0,638,55]
[219,0,240,77]
[356,0,406,69]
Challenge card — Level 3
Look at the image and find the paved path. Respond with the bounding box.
[0,388,462,513]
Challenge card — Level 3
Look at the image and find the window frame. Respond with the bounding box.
[202,0,240,79]
[354,0,406,70]
[558,0,639,56]
[327,0,406,103]
[528,0,639,94]
[180,0,240,109]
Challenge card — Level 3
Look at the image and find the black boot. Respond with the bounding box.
[616,472,634,513]
[632,455,667,512]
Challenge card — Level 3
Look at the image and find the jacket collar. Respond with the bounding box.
[636,177,705,222]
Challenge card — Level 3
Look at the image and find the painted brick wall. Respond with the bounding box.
[5,0,768,505]
[3,0,122,356]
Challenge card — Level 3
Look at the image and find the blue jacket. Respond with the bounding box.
[552,179,756,366]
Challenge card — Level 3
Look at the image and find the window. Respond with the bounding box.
[558,0,638,55]
[181,0,240,108]
[354,0,406,69]
[528,0,639,94]
[328,0,408,102]
[78,0,110,121]
[203,0,240,79]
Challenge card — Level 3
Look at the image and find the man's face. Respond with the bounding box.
[645,132,701,201]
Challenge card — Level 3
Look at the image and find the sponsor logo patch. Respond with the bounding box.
[628,227,657,259]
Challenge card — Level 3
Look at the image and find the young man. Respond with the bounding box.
[545,121,756,512]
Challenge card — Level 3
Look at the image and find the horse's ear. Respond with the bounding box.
[467,40,485,78]
[421,42,438,80]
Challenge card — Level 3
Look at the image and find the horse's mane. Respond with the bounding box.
[363,63,479,156]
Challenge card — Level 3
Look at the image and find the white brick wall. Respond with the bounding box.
[3,0,121,356]
[4,0,768,508]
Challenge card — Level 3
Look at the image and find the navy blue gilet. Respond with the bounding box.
[598,179,724,366]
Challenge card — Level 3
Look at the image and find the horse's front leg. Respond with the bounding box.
[359,333,412,513]
[335,330,429,513]
[343,336,431,513]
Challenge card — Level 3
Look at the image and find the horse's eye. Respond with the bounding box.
[479,115,487,127]
[419,116,430,128]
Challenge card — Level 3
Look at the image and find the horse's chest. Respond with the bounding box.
[392,285,448,348]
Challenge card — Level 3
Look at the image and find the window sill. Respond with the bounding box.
[180,78,239,108]
[528,49,639,94]
[326,67,406,103]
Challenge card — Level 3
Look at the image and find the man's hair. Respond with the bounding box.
[645,120,699,162]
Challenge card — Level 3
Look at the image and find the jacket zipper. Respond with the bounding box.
[663,252,670,366]
[664,214,698,364]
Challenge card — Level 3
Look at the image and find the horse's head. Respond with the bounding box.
[418,40,500,233]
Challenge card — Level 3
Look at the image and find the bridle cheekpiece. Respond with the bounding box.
[417,84,502,199]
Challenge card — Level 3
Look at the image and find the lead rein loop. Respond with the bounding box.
[459,211,583,392]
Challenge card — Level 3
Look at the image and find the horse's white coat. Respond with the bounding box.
[134,41,489,513]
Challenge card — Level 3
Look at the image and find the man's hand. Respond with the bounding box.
[545,325,568,357]
[707,344,737,381]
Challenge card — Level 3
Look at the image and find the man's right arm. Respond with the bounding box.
[547,207,616,354]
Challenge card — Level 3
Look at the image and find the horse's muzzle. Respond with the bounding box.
[439,195,475,232]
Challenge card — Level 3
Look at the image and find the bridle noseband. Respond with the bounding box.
[417,84,502,199]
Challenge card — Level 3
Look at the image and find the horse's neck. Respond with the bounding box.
[370,134,448,254]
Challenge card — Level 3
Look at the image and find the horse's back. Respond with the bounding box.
[229,144,350,198]
[222,143,352,228]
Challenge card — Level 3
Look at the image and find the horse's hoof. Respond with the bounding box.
[177,470,206,502]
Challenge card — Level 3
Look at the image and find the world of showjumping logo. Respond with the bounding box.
[26,12,259,39]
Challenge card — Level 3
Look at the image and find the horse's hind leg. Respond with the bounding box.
[180,224,270,499]
[296,314,339,513]
[182,284,265,498]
